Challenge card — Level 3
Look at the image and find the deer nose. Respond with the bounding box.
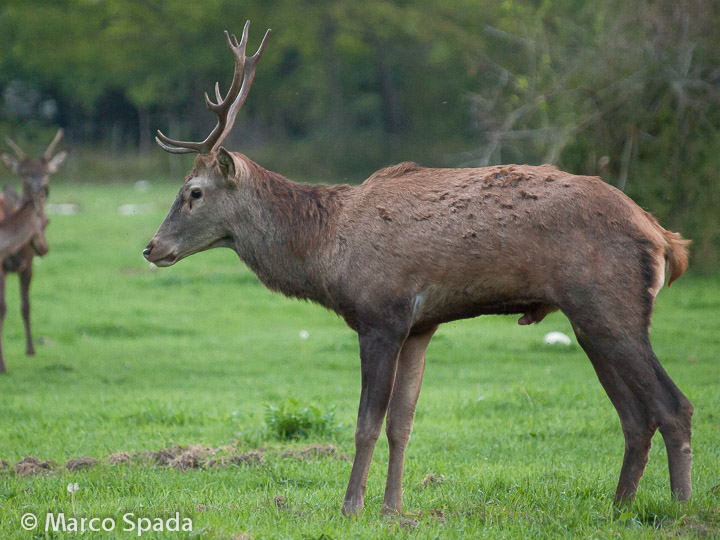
[143,244,153,260]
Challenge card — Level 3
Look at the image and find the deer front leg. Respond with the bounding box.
[20,265,34,356]
[342,327,407,517]
[382,326,436,515]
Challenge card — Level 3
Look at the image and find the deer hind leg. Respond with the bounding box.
[382,326,437,515]
[568,310,692,502]
[573,324,657,501]
[342,327,407,517]
[20,265,34,356]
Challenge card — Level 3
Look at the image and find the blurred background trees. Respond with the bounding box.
[1,0,719,267]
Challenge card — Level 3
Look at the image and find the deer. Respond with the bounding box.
[0,129,66,373]
[143,23,693,516]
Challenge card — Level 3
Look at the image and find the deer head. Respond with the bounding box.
[1,129,66,205]
[144,22,270,266]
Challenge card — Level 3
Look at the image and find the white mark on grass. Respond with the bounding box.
[118,203,154,216]
[46,203,79,215]
[544,331,571,346]
[135,180,150,192]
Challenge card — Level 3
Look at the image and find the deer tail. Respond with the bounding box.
[663,229,691,287]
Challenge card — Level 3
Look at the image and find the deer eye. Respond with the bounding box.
[190,189,202,200]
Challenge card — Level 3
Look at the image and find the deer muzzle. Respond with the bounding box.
[142,241,177,267]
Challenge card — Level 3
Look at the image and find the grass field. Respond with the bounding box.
[0,178,718,539]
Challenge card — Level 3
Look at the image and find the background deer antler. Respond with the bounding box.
[44,129,64,160]
[155,21,271,155]
[4,136,26,159]
[4,129,64,162]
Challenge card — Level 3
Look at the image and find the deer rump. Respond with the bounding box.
[327,162,683,334]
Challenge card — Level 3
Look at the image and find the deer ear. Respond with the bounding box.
[47,150,68,174]
[216,147,242,184]
[1,153,19,174]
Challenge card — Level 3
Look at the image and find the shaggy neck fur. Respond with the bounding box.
[230,156,350,303]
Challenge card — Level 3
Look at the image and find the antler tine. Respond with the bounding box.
[155,131,203,154]
[207,25,271,153]
[155,22,271,156]
[4,136,26,159]
[203,27,251,115]
[44,128,64,159]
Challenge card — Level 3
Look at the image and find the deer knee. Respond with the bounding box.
[355,422,383,448]
[657,393,693,447]
[385,401,418,450]
[385,418,413,449]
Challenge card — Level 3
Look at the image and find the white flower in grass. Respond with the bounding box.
[67,482,79,493]
[299,330,310,340]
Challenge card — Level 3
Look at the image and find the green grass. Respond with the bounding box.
[0,178,718,539]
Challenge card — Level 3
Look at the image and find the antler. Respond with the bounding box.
[4,136,26,159]
[5,129,64,160]
[44,128,64,159]
[156,21,271,155]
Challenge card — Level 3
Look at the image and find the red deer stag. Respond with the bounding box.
[0,130,66,372]
[144,23,692,516]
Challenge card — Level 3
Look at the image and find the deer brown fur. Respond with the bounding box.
[0,130,65,373]
[144,24,693,517]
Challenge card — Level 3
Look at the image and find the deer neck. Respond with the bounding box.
[229,157,348,302]
[0,200,42,258]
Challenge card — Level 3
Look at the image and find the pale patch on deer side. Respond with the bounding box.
[651,252,666,299]
[411,293,425,321]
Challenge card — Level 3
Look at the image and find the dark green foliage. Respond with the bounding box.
[265,398,338,440]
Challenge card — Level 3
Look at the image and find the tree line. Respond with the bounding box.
[1,0,719,267]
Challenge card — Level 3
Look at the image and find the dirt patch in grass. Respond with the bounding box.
[168,445,214,471]
[3,442,343,477]
[133,444,266,471]
[66,457,98,471]
[107,452,131,465]
[207,451,265,468]
[280,443,347,461]
[15,457,56,476]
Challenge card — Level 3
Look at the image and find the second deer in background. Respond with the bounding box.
[0,129,67,373]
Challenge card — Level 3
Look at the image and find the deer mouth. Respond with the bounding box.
[152,254,178,267]
[143,243,178,266]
